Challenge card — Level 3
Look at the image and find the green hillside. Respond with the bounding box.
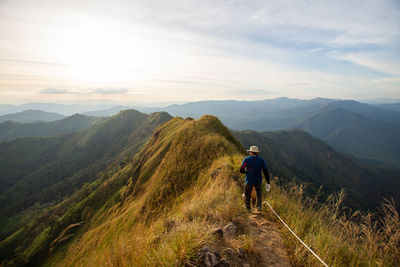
[0,110,172,241]
[0,115,399,266]
[0,114,100,142]
[290,107,400,166]
[233,129,400,210]
[0,115,248,266]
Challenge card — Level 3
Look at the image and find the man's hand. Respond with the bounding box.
[265,184,271,192]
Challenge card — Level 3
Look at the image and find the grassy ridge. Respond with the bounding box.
[1,113,399,266]
[45,115,248,266]
[48,156,246,266]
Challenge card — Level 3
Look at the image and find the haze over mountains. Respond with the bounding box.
[0,114,100,142]
[0,103,121,116]
[2,97,400,165]
[0,110,65,123]
[0,110,171,216]
[142,98,400,166]
[234,129,400,210]
[0,103,399,265]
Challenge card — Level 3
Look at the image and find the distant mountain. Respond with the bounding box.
[327,100,400,126]
[81,105,129,117]
[374,103,400,113]
[0,103,118,116]
[144,98,400,129]
[289,107,400,166]
[0,114,99,142]
[0,110,172,241]
[0,110,64,123]
[1,114,399,266]
[234,129,400,210]
[144,98,400,165]
[143,97,334,130]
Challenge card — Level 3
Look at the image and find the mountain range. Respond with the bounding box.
[0,108,399,266]
[0,103,119,116]
[0,110,172,242]
[0,114,100,142]
[234,129,400,210]
[142,98,400,166]
[0,110,65,123]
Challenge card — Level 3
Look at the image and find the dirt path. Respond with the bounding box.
[247,210,291,266]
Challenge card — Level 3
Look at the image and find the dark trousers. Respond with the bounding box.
[245,183,262,209]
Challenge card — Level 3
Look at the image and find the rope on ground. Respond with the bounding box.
[264,200,329,267]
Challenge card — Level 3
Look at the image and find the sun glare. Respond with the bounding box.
[59,19,157,84]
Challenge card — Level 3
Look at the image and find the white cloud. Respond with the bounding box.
[1,0,400,103]
[372,77,400,84]
[40,87,69,94]
[40,87,130,95]
[329,50,400,75]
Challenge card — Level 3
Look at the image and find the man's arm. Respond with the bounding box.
[263,167,270,184]
[240,160,247,174]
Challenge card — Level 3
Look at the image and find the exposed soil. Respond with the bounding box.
[247,209,291,266]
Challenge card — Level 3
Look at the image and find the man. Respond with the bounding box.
[240,145,271,212]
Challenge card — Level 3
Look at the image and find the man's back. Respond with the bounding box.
[241,155,268,185]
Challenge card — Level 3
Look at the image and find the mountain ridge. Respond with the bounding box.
[0,110,172,242]
[0,114,249,266]
[0,112,399,266]
[0,110,65,123]
[289,107,400,165]
[143,98,400,165]
[0,113,100,142]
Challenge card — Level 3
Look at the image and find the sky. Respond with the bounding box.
[0,0,399,105]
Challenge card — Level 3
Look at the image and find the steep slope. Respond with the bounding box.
[289,107,400,166]
[0,110,172,241]
[2,114,398,266]
[0,110,65,123]
[234,129,400,210]
[0,114,99,142]
[0,115,259,266]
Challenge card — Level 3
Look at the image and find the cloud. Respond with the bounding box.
[2,0,400,102]
[119,0,400,48]
[40,87,69,94]
[286,82,310,87]
[40,87,130,95]
[328,50,400,75]
[0,58,68,66]
[228,89,282,96]
[92,88,129,95]
[372,77,400,84]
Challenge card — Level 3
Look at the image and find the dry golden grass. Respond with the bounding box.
[46,153,247,267]
[45,114,400,267]
[265,178,400,266]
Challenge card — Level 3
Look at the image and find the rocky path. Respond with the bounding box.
[247,210,291,266]
[198,209,292,266]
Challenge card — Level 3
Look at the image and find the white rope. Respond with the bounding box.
[264,200,329,267]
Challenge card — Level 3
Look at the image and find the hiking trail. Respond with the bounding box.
[247,210,291,266]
